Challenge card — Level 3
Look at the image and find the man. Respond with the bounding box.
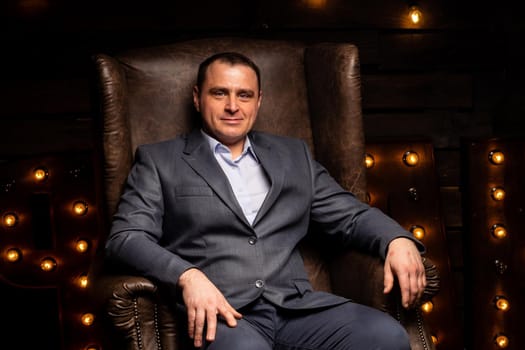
[106,52,426,349]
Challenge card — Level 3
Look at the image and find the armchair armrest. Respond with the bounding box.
[330,251,439,309]
[90,274,180,350]
[329,250,439,350]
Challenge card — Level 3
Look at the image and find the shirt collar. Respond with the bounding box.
[201,129,259,163]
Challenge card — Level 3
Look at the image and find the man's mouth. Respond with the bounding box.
[221,117,243,122]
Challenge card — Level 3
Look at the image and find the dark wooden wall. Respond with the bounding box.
[2,0,523,153]
[1,0,524,348]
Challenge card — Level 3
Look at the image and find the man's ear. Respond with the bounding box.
[192,86,200,112]
[257,90,263,108]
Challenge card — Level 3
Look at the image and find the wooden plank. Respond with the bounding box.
[365,141,463,349]
[434,149,461,187]
[0,118,94,157]
[363,111,491,148]
[446,229,464,268]
[257,0,460,29]
[462,139,525,350]
[439,186,463,228]
[0,79,91,117]
[378,31,505,70]
[362,73,473,109]
[260,30,382,65]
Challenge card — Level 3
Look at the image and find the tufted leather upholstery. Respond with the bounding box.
[89,37,439,350]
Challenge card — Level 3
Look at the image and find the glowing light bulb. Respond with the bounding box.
[489,150,505,165]
[33,167,48,182]
[421,301,433,313]
[403,151,419,166]
[85,345,99,350]
[73,201,88,216]
[6,248,21,262]
[431,335,438,344]
[491,224,507,239]
[408,6,423,24]
[40,257,57,272]
[78,275,89,288]
[495,334,509,348]
[365,153,375,169]
[81,313,95,326]
[491,187,505,201]
[76,239,89,253]
[3,212,18,227]
[410,225,425,240]
[494,296,510,311]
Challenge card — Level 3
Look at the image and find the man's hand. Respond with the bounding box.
[178,268,242,347]
[383,238,426,308]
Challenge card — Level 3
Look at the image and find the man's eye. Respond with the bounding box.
[211,90,226,97]
[239,93,253,99]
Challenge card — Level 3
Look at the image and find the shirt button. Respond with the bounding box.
[248,236,257,245]
[255,280,264,288]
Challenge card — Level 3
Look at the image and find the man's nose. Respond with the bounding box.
[225,94,239,113]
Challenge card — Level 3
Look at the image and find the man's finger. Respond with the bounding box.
[218,305,242,327]
[383,263,394,294]
[193,308,206,347]
[409,272,419,306]
[187,308,196,339]
[397,273,411,308]
[417,265,426,301]
[205,309,217,342]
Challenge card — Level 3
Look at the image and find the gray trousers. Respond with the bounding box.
[198,298,410,350]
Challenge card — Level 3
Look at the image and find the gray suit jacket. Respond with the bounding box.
[106,130,421,310]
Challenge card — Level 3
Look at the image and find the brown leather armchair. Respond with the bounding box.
[89,37,439,350]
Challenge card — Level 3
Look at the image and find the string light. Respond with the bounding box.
[73,201,88,216]
[491,224,507,239]
[431,335,438,344]
[33,167,49,182]
[6,248,22,262]
[40,257,57,272]
[410,225,426,240]
[1,156,104,348]
[3,212,18,227]
[81,313,95,326]
[491,187,506,201]
[78,274,89,289]
[421,301,434,313]
[75,239,89,253]
[494,334,509,348]
[408,5,423,25]
[402,151,419,166]
[494,296,510,312]
[365,153,375,169]
[489,150,505,165]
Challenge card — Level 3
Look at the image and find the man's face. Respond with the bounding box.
[193,61,262,152]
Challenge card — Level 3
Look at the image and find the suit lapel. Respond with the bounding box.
[181,130,251,227]
[181,130,286,229]
[250,132,285,227]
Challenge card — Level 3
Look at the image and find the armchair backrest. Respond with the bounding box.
[94,37,366,291]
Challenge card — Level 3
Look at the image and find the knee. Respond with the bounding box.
[372,319,410,350]
[204,321,271,350]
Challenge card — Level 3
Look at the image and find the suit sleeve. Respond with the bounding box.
[306,143,424,259]
[105,146,196,290]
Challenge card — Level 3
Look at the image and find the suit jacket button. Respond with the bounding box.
[255,280,264,288]
[248,236,257,245]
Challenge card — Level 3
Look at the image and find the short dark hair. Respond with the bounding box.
[196,52,261,92]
